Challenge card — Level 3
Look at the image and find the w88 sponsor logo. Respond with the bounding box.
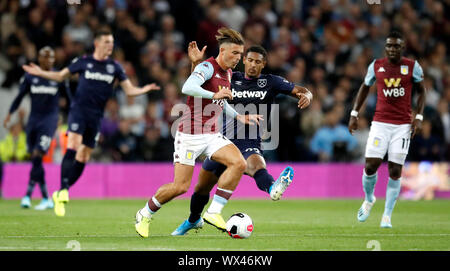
[383,87,405,97]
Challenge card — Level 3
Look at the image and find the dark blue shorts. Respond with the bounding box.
[67,108,101,149]
[26,115,58,153]
[202,139,263,177]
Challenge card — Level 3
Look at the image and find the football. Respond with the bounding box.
[226,213,254,239]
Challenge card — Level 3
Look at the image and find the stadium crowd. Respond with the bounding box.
[0,0,449,164]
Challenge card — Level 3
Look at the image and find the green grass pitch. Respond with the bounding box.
[0,199,449,251]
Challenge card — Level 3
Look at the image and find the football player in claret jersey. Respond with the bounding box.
[3,47,69,210]
[348,31,426,228]
[135,28,263,238]
[23,29,160,217]
[171,43,313,235]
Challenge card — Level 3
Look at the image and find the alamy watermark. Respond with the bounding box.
[170,98,280,150]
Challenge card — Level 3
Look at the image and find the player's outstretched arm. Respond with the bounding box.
[120,79,160,97]
[411,81,426,138]
[22,63,70,82]
[291,85,313,109]
[348,83,371,135]
[188,41,207,72]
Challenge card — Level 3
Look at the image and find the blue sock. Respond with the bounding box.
[253,169,275,194]
[384,178,401,217]
[362,170,377,203]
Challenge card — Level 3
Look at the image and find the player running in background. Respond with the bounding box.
[3,47,70,210]
[135,27,262,238]
[171,42,313,235]
[348,31,426,228]
[22,29,160,217]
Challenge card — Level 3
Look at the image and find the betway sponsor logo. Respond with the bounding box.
[232,89,267,100]
[30,85,58,95]
[84,70,114,84]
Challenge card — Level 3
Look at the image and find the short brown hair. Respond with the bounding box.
[94,27,113,40]
[215,27,245,46]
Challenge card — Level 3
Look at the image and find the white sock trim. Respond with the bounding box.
[152,196,161,208]
[217,187,233,194]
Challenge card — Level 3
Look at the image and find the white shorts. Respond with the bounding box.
[365,121,412,165]
[173,131,233,166]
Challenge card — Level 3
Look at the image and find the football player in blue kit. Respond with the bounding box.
[23,29,160,216]
[172,42,313,235]
[4,46,70,210]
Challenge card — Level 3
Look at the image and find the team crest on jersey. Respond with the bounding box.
[32,78,39,84]
[257,79,267,88]
[71,123,79,131]
[378,67,385,72]
[106,64,115,74]
[400,65,408,75]
[87,63,93,69]
[50,81,58,86]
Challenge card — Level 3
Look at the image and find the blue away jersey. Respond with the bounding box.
[68,55,127,117]
[222,71,295,141]
[9,72,69,120]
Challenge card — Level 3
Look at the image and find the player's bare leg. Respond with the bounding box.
[202,144,246,231]
[358,157,382,222]
[136,163,194,237]
[153,163,194,205]
[381,161,403,228]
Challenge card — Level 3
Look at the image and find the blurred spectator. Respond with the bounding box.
[409,120,444,161]
[119,95,146,136]
[62,9,93,49]
[138,126,173,161]
[0,122,28,162]
[154,14,184,50]
[310,106,357,162]
[109,119,140,162]
[219,0,247,32]
[401,162,449,201]
[196,3,225,56]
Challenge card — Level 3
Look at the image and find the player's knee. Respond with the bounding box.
[174,183,189,196]
[234,158,247,173]
[389,168,402,180]
[364,163,378,176]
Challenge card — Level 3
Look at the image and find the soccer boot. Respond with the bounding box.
[171,218,204,236]
[269,166,294,201]
[52,189,69,217]
[203,212,226,232]
[34,198,54,210]
[380,215,392,228]
[135,209,152,238]
[20,196,31,208]
[357,196,376,222]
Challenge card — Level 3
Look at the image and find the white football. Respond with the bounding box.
[226,213,254,239]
